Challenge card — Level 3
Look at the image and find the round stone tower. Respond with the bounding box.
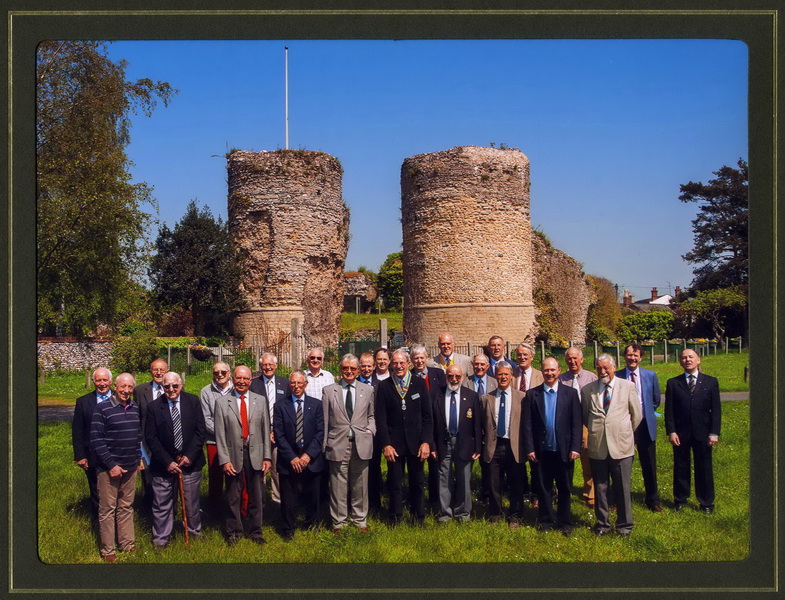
[401,145,536,346]
[227,149,349,346]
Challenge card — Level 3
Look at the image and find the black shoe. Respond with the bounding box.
[226,535,241,547]
[560,525,573,537]
[536,523,553,532]
[617,530,631,538]
[489,515,502,524]
[673,503,686,512]
[593,527,610,537]
[249,535,267,544]
[700,506,714,514]
[282,531,294,542]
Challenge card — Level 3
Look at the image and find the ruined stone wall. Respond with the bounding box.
[227,150,349,346]
[531,233,592,343]
[401,146,536,347]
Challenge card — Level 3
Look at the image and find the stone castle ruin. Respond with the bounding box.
[401,146,538,346]
[227,149,349,346]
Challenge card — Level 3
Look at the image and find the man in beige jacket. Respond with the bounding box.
[581,354,641,537]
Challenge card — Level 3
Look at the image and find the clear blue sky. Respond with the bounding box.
[107,39,747,299]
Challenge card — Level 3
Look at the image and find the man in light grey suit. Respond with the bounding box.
[463,354,498,396]
[428,332,472,375]
[214,365,272,545]
[322,353,376,534]
[581,354,642,537]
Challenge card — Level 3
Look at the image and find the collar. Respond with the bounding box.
[212,381,233,394]
[167,396,181,407]
[292,395,305,404]
[340,379,355,389]
[307,369,324,378]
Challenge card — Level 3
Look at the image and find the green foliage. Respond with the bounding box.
[586,275,621,342]
[148,200,246,336]
[36,41,176,335]
[680,159,748,290]
[377,252,404,311]
[617,311,675,343]
[676,286,747,339]
[111,330,159,374]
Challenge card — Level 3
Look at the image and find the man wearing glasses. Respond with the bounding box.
[145,372,206,548]
[200,361,233,520]
[305,347,336,400]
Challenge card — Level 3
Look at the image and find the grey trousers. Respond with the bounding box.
[590,455,634,534]
[437,435,473,521]
[328,442,369,528]
[151,470,202,546]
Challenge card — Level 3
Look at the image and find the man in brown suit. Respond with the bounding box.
[481,361,526,527]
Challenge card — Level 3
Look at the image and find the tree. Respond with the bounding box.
[617,311,675,343]
[37,41,175,335]
[680,159,748,290]
[148,201,246,336]
[675,286,747,340]
[585,275,621,341]
[377,252,404,311]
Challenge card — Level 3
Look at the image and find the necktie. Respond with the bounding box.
[448,391,458,435]
[154,386,162,400]
[171,400,183,452]
[519,373,527,393]
[477,377,485,397]
[498,391,507,437]
[688,374,696,394]
[240,395,249,440]
[345,385,353,419]
[572,374,579,390]
[545,388,556,449]
[296,399,304,445]
[630,371,637,384]
[603,387,611,413]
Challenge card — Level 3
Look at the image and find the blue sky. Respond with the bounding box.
[107,39,747,299]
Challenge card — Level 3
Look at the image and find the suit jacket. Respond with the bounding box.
[249,374,289,420]
[133,380,162,438]
[616,367,661,441]
[144,392,206,476]
[375,375,434,456]
[581,378,642,460]
[513,368,544,394]
[664,372,721,442]
[463,374,498,396]
[274,394,325,474]
[72,391,100,462]
[488,357,518,378]
[432,385,482,462]
[428,353,473,376]
[523,383,582,463]
[481,387,525,463]
[214,390,272,471]
[322,381,376,461]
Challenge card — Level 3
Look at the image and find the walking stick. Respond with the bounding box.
[178,471,189,547]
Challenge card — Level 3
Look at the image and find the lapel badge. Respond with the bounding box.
[466,407,473,419]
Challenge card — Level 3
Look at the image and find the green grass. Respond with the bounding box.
[649,350,749,392]
[341,311,403,336]
[39,402,749,563]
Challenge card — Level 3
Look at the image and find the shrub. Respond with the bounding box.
[617,311,675,343]
[111,330,159,374]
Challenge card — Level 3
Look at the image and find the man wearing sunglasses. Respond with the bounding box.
[200,361,233,520]
[304,347,336,400]
[145,372,206,548]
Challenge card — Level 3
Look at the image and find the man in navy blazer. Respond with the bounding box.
[615,344,663,512]
[431,365,482,522]
[274,370,325,541]
[523,357,582,533]
[145,372,206,548]
[665,349,721,513]
[72,367,114,520]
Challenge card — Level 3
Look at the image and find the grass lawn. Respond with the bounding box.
[39,402,748,564]
[341,311,403,335]
[649,350,749,392]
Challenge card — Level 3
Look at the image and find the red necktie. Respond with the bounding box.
[519,374,527,393]
[240,395,249,440]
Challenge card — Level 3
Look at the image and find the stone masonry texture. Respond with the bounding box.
[227,150,349,346]
[401,146,536,347]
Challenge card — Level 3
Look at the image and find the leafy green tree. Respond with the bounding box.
[676,286,747,339]
[148,201,246,336]
[586,275,621,341]
[680,159,748,290]
[111,329,159,374]
[617,311,675,343]
[37,41,175,335]
[377,252,404,311]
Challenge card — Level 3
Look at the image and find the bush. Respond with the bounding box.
[617,311,675,343]
[111,330,159,374]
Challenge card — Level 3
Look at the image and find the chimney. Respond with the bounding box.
[651,287,658,301]
[622,289,631,308]
[674,286,681,297]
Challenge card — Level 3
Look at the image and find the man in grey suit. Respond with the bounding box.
[428,332,472,375]
[581,354,642,537]
[214,365,272,545]
[463,353,497,504]
[322,353,376,534]
[514,343,543,507]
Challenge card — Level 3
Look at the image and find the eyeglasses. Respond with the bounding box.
[308,356,323,361]
[341,366,358,372]
[163,384,181,390]
[213,370,228,376]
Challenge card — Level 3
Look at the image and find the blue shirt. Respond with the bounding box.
[544,384,558,451]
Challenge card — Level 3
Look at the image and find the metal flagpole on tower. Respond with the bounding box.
[285,45,289,150]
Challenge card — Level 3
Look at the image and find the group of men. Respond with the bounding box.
[72,332,721,559]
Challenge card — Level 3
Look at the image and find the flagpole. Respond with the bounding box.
[285,45,289,150]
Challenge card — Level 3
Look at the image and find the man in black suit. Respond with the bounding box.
[665,349,721,513]
[367,347,392,511]
[144,372,206,548]
[273,370,325,541]
[250,352,289,504]
[431,365,482,523]
[133,358,169,513]
[72,367,114,520]
[375,349,434,525]
[523,357,582,534]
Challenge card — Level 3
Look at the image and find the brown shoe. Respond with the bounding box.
[587,499,595,508]
[332,528,341,536]
[649,504,664,513]
[359,527,370,534]
[531,498,539,509]
[102,553,116,563]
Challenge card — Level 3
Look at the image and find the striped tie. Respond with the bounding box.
[172,400,183,452]
[603,387,611,413]
[688,374,696,394]
[296,399,304,446]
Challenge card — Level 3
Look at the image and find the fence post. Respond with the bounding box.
[615,344,620,367]
[186,346,192,375]
[739,336,742,353]
[379,318,388,348]
[540,340,546,366]
[180,371,186,388]
[467,342,472,358]
[291,318,302,369]
[255,347,261,372]
[663,339,668,363]
[650,345,654,366]
[39,367,45,386]
[505,341,511,360]
[219,345,224,361]
[85,369,91,389]
[593,341,598,362]
[356,296,360,315]
[167,344,172,366]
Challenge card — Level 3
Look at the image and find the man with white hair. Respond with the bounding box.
[200,361,233,519]
[304,347,336,400]
[581,354,642,537]
[90,372,141,562]
[145,372,206,548]
[72,367,113,520]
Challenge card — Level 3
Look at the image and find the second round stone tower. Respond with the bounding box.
[227,149,349,346]
[401,145,536,346]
